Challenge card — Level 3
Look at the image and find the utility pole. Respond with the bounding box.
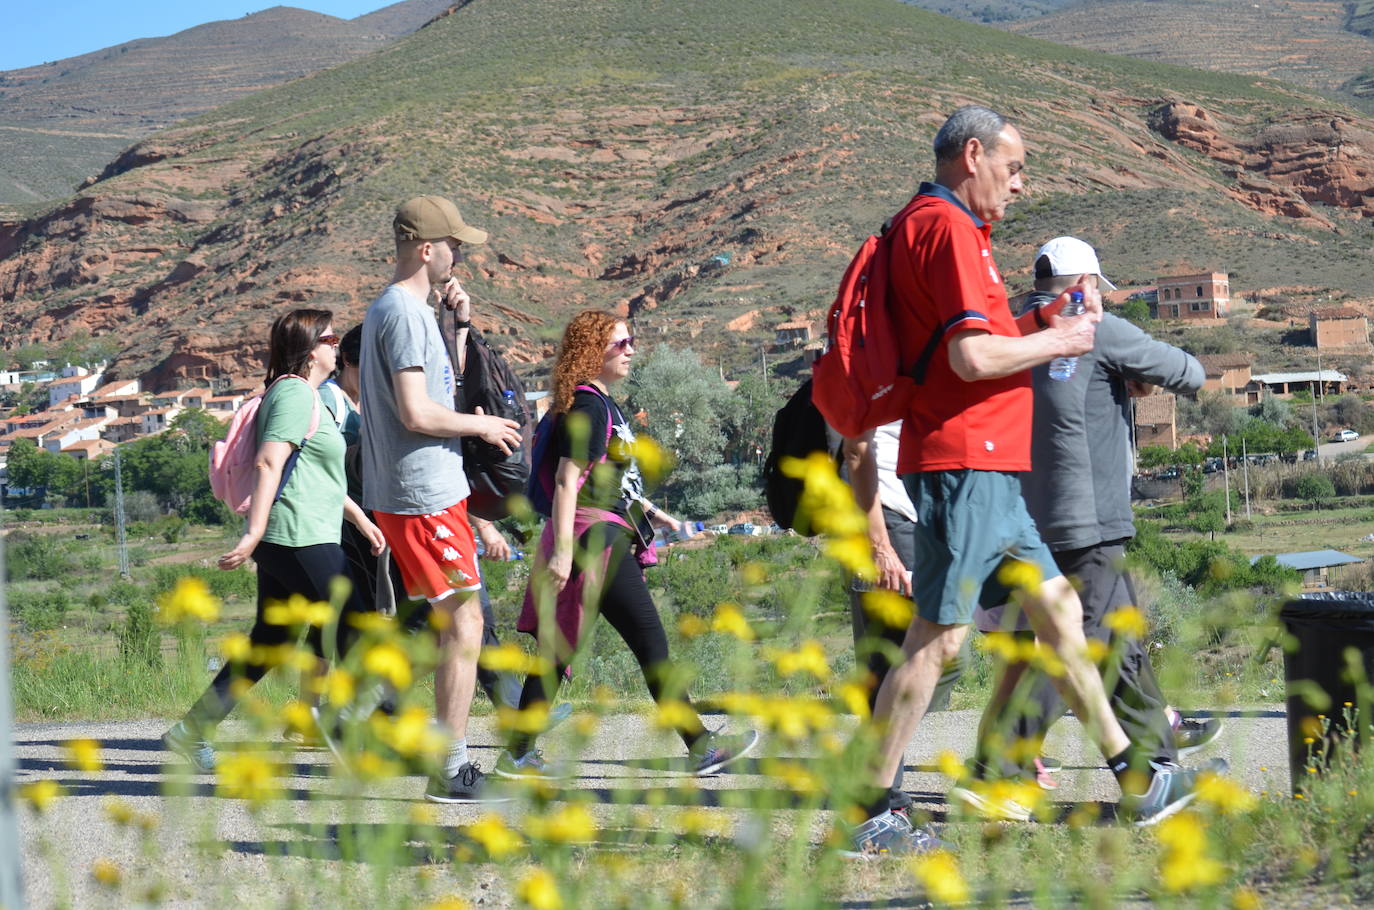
[1311,374,1322,467]
[1223,436,1232,525]
[1242,436,1252,519]
[112,447,130,579]
[759,347,769,394]
[0,521,26,909]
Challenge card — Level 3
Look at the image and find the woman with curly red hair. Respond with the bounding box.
[498,310,757,778]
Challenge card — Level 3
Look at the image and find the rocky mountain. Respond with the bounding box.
[3,0,1374,391]
[0,0,455,206]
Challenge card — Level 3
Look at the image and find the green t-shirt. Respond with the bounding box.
[257,377,346,547]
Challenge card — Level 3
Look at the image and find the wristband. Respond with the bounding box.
[454,319,472,329]
[1033,305,1048,330]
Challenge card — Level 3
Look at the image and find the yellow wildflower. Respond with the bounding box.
[263,593,333,627]
[978,631,1020,663]
[20,779,63,812]
[479,642,550,677]
[678,807,729,838]
[91,858,122,889]
[216,753,283,806]
[762,759,822,795]
[421,899,472,910]
[363,641,413,690]
[936,750,966,781]
[910,850,970,905]
[280,701,315,740]
[629,435,672,485]
[322,668,355,707]
[372,706,447,760]
[347,612,397,634]
[1156,811,1226,893]
[572,713,600,738]
[467,813,523,859]
[827,534,877,582]
[64,738,103,772]
[516,867,563,910]
[770,640,831,681]
[104,797,135,826]
[862,589,913,629]
[996,559,1043,592]
[677,614,708,638]
[1020,640,1066,678]
[741,562,768,586]
[1195,772,1258,815]
[760,695,834,741]
[655,699,699,731]
[1104,605,1148,640]
[1231,887,1261,910]
[712,602,755,641]
[156,577,220,624]
[497,702,551,735]
[525,804,598,843]
[835,681,871,719]
[220,632,252,663]
[1083,638,1110,664]
[351,751,402,780]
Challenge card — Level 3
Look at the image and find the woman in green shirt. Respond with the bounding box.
[163,308,385,772]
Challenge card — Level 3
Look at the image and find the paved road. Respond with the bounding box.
[13,708,1290,909]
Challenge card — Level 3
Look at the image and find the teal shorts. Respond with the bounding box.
[900,469,1060,626]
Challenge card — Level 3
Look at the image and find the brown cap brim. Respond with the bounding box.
[453,224,488,245]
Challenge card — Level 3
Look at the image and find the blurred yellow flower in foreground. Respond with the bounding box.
[372,706,447,760]
[712,603,755,641]
[936,750,966,781]
[911,850,970,905]
[1104,605,1148,640]
[677,614,708,638]
[761,759,821,795]
[996,559,1043,592]
[779,452,869,538]
[835,681,871,719]
[467,813,523,859]
[104,797,135,826]
[516,866,563,910]
[678,806,730,838]
[363,641,413,690]
[862,590,914,629]
[220,632,252,663]
[479,642,550,676]
[91,858,121,889]
[654,699,698,731]
[280,701,314,740]
[978,631,1020,662]
[217,753,283,806]
[1156,811,1225,893]
[263,593,333,628]
[525,804,598,843]
[322,668,356,707]
[769,640,831,681]
[420,899,472,910]
[827,535,877,583]
[498,703,551,735]
[64,738,103,772]
[629,435,672,485]
[157,577,220,624]
[352,751,402,780]
[1230,886,1262,910]
[1196,772,1258,815]
[20,780,63,812]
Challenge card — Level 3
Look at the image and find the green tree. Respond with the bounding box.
[1118,298,1151,326]
[1294,474,1336,504]
[170,407,227,448]
[624,345,729,472]
[722,371,786,468]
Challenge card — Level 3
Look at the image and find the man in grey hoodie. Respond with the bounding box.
[972,236,1220,784]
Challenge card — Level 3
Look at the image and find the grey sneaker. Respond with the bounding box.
[841,809,949,859]
[162,722,215,773]
[691,728,759,775]
[424,762,512,804]
[1175,718,1224,757]
[1125,758,1228,827]
[493,748,559,780]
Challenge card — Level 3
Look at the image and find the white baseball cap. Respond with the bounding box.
[1034,236,1117,290]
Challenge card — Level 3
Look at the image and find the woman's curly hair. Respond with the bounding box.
[551,310,621,414]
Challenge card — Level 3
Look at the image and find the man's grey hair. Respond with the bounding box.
[933,105,1011,164]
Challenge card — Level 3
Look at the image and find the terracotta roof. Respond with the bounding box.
[775,321,814,331]
[1313,307,1365,320]
[1196,353,1252,372]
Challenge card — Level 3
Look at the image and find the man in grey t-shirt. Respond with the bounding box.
[358,195,521,804]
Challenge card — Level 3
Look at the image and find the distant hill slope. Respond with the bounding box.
[3,0,1374,390]
[0,0,454,206]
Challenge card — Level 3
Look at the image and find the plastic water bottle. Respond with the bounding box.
[502,389,516,413]
[1048,290,1085,382]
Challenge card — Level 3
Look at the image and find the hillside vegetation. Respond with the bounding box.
[3,0,1373,389]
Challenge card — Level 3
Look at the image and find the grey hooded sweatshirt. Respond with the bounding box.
[1019,291,1204,551]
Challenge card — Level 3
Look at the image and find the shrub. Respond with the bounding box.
[4,532,76,581]
[148,564,256,604]
[117,600,163,669]
[1294,474,1336,504]
[9,588,72,630]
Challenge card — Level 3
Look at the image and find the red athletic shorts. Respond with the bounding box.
[373,501,482,602]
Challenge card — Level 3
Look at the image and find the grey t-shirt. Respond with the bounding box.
[359,284,470,514]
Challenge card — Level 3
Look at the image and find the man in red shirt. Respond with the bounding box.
[846,106,1208,857]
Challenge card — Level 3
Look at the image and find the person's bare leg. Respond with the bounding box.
[1019,575,1130,760]
[870,618,970,790]
[433,590,484,740]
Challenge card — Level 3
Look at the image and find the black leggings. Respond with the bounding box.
[186,540,363,730]
[510,524,705,755]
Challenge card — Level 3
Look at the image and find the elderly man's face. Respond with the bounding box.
[967,125,1025,223]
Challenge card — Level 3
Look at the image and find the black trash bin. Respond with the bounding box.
[1279,592,1374,793]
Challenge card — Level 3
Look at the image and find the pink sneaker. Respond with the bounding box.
[1033,757,1058,791]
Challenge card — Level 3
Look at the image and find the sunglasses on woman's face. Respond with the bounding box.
[607,336,635,352]
[317,333,340,347]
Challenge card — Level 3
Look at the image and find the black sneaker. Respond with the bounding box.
[424,762,512,804]
[1175,718,1224,757]
[1125,758,1228,827]
[840,809,949,859]
[888,786,914,815]
[690,728,759,775]
[162,722,215,773]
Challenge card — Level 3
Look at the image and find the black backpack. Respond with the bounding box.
[440,310,532,521]
[763,378,841,533]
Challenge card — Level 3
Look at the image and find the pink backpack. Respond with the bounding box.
[209,375,321,514]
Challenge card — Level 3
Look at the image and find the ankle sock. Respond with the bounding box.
[445,739,470,778]
[1107,748,1133,786]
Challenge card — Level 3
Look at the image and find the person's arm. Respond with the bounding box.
[474,517,512,561]
[436,278,472,372]
[947,307,1098,382]
[641,498,695,538]
[343,496,386,556]
[546,456,583,594]
[219,439,293,569]
[842,432,910,595]
[393,368,521,449]
[1096,314,1206,395]
[1013,280,1103,335]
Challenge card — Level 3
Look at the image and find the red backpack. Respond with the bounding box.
[209,375,320,514]
[811,200,941,439]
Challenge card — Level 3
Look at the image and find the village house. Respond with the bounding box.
[1154,272,1230,320]
[1196,353,1252,397]
[47,368,105,408]
[773,320,815,349]
[1310,307,1370,349]
[141,407,183,436]
[43,417,115,455]
[1133,390,1179,450]
[1246,369,1347,401]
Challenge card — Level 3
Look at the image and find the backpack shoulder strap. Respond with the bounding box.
[574,383,616,445]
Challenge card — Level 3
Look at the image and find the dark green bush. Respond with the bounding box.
[118,600,163,669]
[4,532,77,581]
[10,588,72,630]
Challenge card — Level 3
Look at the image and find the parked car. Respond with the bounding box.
[728,523,756,536]
[1302,449,1318,461]
[1157,467,1180,479]
[1334,429,1361,443]
[707,524,729,534]
[1202,458,1221,473]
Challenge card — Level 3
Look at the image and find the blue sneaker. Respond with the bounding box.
[493,748,559,780]
[162,722,215,773]
[691,728,759,775]
[841,809,949,859]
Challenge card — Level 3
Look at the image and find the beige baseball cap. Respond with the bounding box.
[393,195,488,245]
[1034,236,1117,290]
